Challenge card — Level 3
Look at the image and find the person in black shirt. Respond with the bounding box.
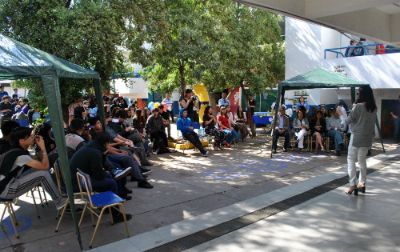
[159,105,172,139]
[0,96,14,122]
[248,95,256,137]
[0,120,20,154]
[179,89,199,122]
[202,106,225,149]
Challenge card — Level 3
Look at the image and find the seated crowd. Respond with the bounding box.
[272,96,349,156]
[0,90,258,225]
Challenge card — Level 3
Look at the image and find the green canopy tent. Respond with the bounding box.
[0,33,105,249]
[271,68,384,158]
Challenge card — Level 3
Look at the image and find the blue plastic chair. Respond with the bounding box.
[76,170,130,248]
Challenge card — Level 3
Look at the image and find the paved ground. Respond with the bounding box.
[185,159,400,252]
[0,125,397,251]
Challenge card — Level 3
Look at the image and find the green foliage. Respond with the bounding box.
[140,0,285,95]
[0,0,165,108]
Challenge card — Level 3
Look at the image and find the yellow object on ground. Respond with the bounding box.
[169,139,209,150]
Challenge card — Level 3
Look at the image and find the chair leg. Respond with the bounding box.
[78,203,88,227]
[30,190,40,219]
[40,186,49,206]
[119,204,130,237]
[109,207,113,225]
[6,203,19,239]
[36,186,45,208]
[55,202,69,232]
[89,208,106,248]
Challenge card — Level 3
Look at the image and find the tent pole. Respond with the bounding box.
[351,87,356,104]
[375,114,385,153]
[42,76,83,250]
[93,79,105,128]
[270,86,283,158]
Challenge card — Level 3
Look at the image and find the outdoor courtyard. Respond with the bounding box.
[0,128,398,251]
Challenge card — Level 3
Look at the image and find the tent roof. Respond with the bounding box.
[0,33,99,80]
[280,68,369,91]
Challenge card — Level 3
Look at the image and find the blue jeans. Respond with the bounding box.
[106,154,145,181]
[91,174,119,194]
[231,130,241,143]
[223,129,234,144]
[394,118,400,141]
[328,130,343,151]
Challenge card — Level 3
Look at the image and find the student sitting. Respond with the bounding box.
[0,127,66,210]
[272,106,290,153]
[310,110,326,152]
[326,108,345,156]
[145,108,170,154]
[69,132,132,222]
[293,109,309,149]
[177,109,208,157]
[0,120,20,154]
[202,106,225,149]
[217,106,234,147]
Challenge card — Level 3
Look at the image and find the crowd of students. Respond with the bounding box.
[273,96,350,156]
[0,89,260,224]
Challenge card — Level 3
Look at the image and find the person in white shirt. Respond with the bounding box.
[162,93,174,122]
[226,105,240,143]
[218,91,230,108]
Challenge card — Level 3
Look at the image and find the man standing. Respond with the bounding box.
[218,90,230,108]
[179,89,198,122]
[272,106,290,153]
[162,93,174,123]
[248,94,256,137]
[390,95,400,142]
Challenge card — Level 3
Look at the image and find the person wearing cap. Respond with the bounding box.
[145,108,170,154]
[326,107,345,156]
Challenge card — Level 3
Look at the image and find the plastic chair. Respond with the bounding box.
[76,170,129,248]
[53,161,86,233]
[0,198,19,238]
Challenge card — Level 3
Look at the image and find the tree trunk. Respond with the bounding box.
[179,62,186,98]
[208,90,217,116]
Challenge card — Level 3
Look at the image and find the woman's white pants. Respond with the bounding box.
[347,135,369,186]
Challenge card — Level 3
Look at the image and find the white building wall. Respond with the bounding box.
[285,17,351,105]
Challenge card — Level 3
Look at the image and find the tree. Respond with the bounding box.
[140,0,284,100]
[138,0,213,97]
[0,0,165,109]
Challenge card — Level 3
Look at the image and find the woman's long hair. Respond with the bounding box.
[356,86,377,112]
[236,106,244,119]
[204,105,211,116]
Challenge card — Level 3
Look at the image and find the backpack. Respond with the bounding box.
[0,148,29,193]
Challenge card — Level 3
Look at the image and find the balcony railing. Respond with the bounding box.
[324,43,400,59]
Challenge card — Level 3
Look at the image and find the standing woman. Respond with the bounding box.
[345,86,377,195]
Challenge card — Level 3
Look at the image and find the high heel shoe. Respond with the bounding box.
[345,186,358,196]
[357,183,366,193]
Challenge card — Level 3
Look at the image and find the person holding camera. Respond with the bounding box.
[179,89,199,122]
[0,127,66,210]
